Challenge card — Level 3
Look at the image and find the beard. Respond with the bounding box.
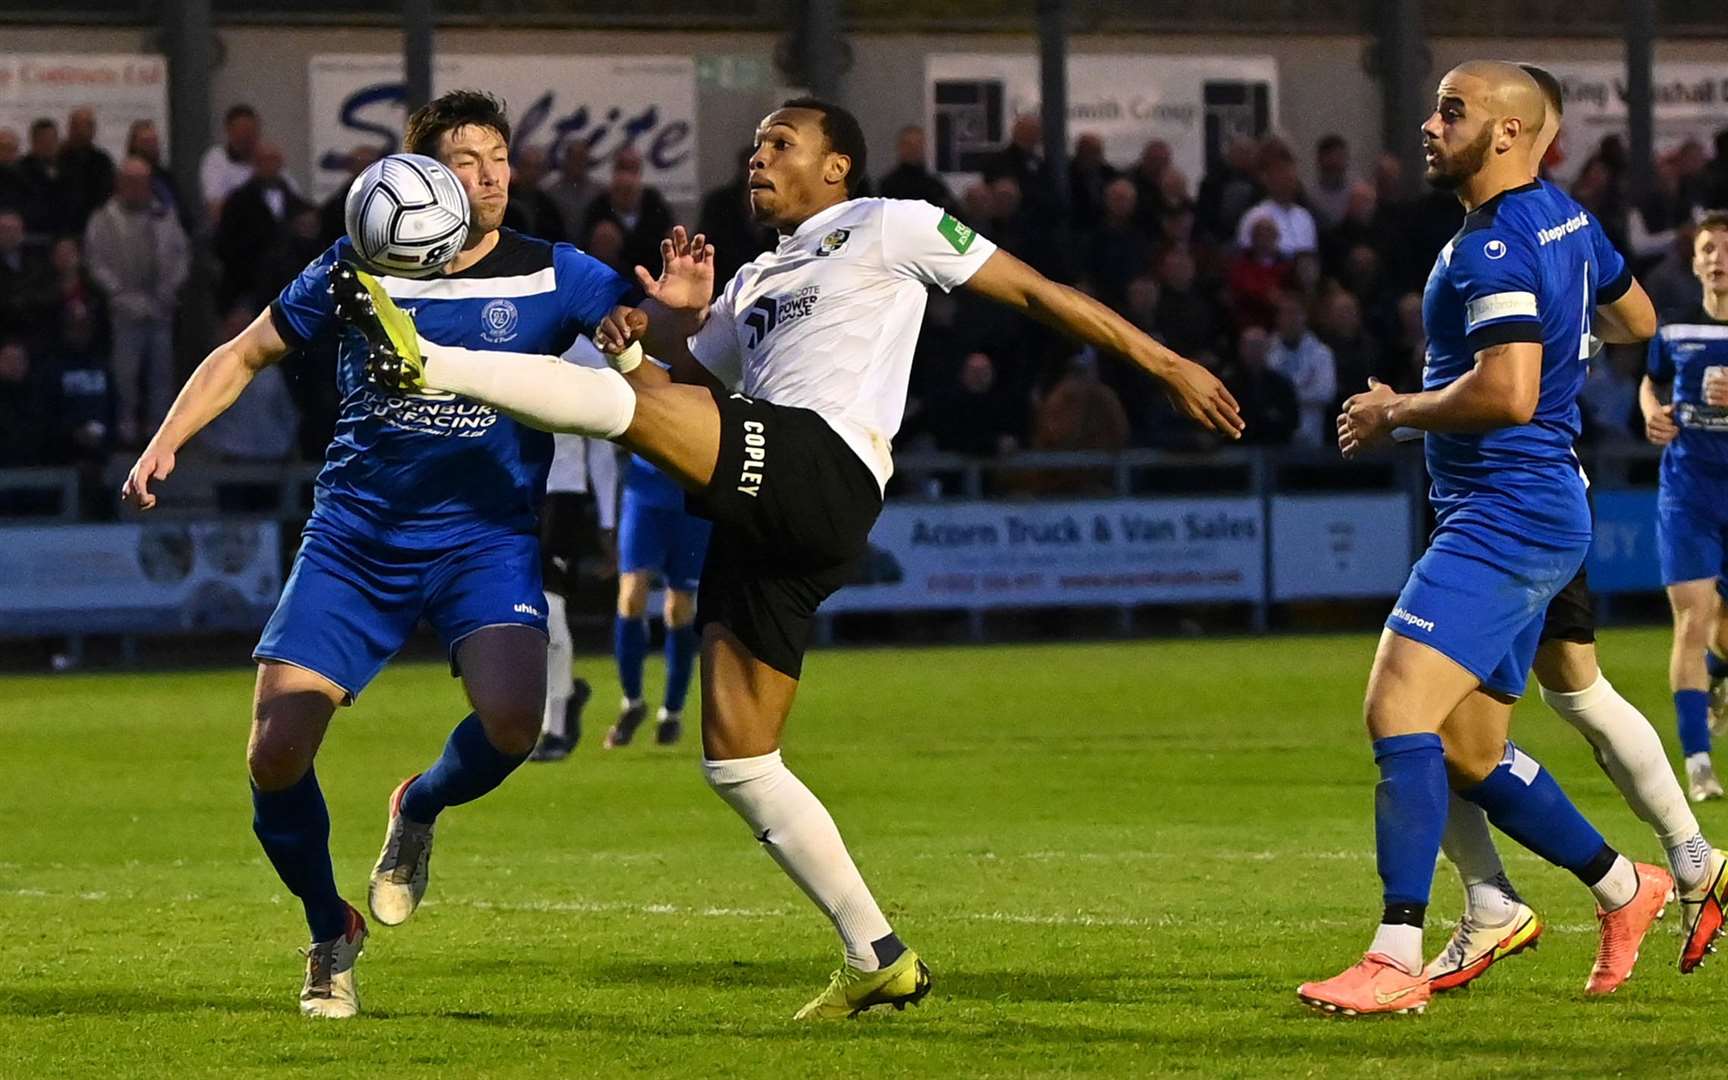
[1425,125,1493,190]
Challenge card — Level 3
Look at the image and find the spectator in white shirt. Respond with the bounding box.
[1266,293,1336,447]
[200,103,260,223]
[1236,157,1318,257]
[83,156,190,445]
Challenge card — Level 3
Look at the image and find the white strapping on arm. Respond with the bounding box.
[421,340,637,439]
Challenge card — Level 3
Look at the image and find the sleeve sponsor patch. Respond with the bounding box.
[936,212,976,255]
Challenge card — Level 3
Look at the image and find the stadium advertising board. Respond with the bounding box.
[1541,61,1728,183]
[824,498,1264,612]
[925,54,1278,195]
[1585,488,1663,593]
[308,54,697,202]
[1269,494,1414,601]
[0,521,280,635]
[0,53,168,167]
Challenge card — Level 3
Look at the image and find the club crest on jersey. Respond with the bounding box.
[481,298,520,343]
[1483,239,1507,260]
[817,228,851,257]
[743,286,820,349]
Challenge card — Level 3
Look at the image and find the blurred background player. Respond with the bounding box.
[1306,62,1666,1017]
[123,90,632,1018]
[1642,210,1728,801]
[529,425,614,762]
[1426,64,1728,993]
[605,452,711,748]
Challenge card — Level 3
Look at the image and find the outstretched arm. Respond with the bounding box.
[961,249,1244,438]
[628,226,725,390]
[122,311,290,509]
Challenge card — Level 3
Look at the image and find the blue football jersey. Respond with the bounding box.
[1646,305,1728,473]
[1420,179,1630,538]
[623,454,684,510]
[270,230,630,548]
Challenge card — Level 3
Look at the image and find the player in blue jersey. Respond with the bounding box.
[121,90,631,1018]
[604,453,711,748]
[1300,61,1667,1016]
[1428,67,1728,992]
[1643,211,1728,801]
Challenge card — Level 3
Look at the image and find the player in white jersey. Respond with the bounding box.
[332,98,1242,1019]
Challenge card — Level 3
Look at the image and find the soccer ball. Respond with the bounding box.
[344,153,470,278]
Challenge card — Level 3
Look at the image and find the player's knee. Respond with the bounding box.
[1676,605,1714,646]
[246,734,310,791]
[665,591,696,629]
[1442,743,1500,788]
[617,573,650,618]
[474,702,541,756]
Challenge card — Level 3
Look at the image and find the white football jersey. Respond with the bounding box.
[688,197,997,491]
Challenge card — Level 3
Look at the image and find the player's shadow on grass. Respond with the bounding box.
[0,986,274,1018]
[590,958,1155,1005]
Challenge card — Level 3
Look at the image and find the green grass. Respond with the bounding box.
[3,629,1726,1077]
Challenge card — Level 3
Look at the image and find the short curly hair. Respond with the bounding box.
[404,89,511,158]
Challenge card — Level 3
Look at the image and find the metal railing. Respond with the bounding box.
[0,440,1666,526]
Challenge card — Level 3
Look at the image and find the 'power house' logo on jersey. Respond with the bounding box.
[364,388,500,438]
[737,420,767,497]
[743,286,821,349]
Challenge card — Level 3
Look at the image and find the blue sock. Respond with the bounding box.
[1372,732,1448,917]
[664,623,698,714]
[1459,742,1612,882]
[1707,651,1728,681]
[1677,689,1712,756]
[251,767,348,941]
[615,616,649,702]
[400,713,529,824]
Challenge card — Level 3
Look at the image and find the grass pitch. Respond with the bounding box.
[4,628,1727,1078]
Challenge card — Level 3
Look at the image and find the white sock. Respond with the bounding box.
[703,751,894,971]
[1591,855,1640,911]
[1543,676,1702,850]
[421,340,636,438]
[541,591,572,738]
[1441,792,1522,924]
[1669,833,1714,897]
[1368,923,1423,975]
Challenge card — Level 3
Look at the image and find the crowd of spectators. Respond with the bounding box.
[5,97,1728,489]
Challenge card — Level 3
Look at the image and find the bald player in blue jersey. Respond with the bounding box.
[121,91,631,1018]
[1299,61,1667,1017]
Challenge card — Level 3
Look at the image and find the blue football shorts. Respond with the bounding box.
[1657,465,1728,588]
[254,524,547,703]
[618,492,712,592]
[1386,515,1588,698]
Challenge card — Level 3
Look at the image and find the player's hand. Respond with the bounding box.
[121,443,175,511]
[1338,378,1399,459]
[1704,366,1728,407]
[594,306,648,355]
[634,226,716,312]
[1643,401,1679,446]
[1161,357,1244,439]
